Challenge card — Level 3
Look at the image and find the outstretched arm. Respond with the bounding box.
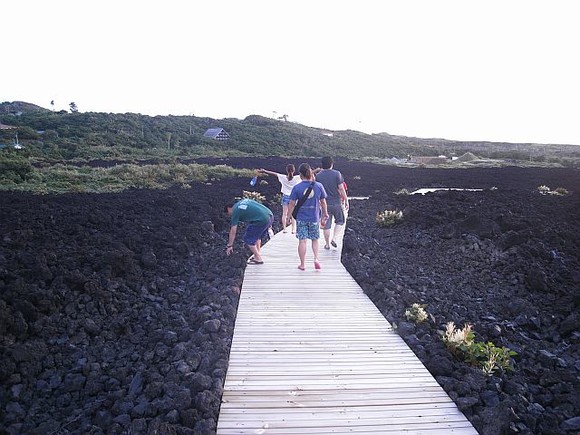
[258,168,281,176]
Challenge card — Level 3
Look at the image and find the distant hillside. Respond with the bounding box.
[1,101,578,165]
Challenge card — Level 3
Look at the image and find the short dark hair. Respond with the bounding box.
[224,202,235,212]
[321,156,333,169]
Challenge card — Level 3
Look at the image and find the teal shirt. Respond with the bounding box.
[231,199,273,226]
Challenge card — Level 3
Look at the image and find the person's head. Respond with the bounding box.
[298,163,312,180]
[321,156,334,169]
[224,201,235,216]
[286,164,295,180]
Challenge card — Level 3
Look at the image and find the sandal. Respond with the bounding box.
[331,240,337,248]
[297,265,305,271]
[247,258,264,265]
[314,260,321,270]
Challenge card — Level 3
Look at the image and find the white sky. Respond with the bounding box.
[3,0,580,145]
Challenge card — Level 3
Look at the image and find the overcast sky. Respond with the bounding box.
[4,0,579,145]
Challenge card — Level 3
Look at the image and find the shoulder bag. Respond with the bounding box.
[292,182,315,220]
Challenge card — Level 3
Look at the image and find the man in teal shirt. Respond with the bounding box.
[224,199,274,264]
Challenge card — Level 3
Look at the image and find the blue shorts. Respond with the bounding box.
[323,203,345,230]
[243,215,274,245]
[281,194,291,206]
[296,221,320,240]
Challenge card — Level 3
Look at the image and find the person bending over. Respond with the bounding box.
[224,198,274,265]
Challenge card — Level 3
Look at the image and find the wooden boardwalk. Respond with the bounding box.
[217,226,478,434]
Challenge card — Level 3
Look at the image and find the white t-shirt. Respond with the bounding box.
[277,174,301,196]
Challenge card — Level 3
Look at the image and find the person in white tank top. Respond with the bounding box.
[259,164,301,233]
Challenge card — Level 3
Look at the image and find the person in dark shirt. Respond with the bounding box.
[315,156,349,249]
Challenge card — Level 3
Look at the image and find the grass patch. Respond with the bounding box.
[0,162,254,194]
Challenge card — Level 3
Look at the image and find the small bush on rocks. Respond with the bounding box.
[376,209,403,227]
[241,190,266,203]
[404,303,428,323]
[441,322,516,375]
[537,185,551,194]
[537,185,569,196]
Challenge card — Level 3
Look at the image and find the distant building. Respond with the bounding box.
[0,123,17,130]
[203,127,230,141]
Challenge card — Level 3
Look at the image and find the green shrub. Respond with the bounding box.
[0,155,34,183]
[376,209,404,227]
[242,190,266,203]
[404,303,428,323]
[537,185,551,194]
[441,322,516,375]
[537,185,569,196]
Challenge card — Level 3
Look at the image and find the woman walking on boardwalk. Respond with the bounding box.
[259,164,301,233]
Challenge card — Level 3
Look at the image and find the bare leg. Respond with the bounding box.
[291,217,296,233]
[297,239,307,269]
[247,244,263,262]
[312,238,319,259]
[332,224,344,246]
[323,228,331,248]
[282,205,289,232]
[312,239,321,269]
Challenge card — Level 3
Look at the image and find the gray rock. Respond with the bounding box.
[561,416,580,432]
[128,371,144,397]
[166,409,180,424]
[113,413,131,427]
[397,321,415,337]
[456,396,479,410]
[203,319,221,333]
[83,318,100,336]
[188,372,213,392]
[480,390,500,407]
[429,355,454,376]
[63,373,86,392]
[141,251,158,269]
[560,311,580,336]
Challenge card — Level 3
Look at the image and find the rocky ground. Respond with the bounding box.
[1,157,579,434]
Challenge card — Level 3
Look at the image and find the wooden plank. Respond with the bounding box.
[217,223,477,434]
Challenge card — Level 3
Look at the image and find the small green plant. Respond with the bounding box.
[537,185,551,194]
[441,322,516,375]
[376,209,404,227]
[537,185,569,196]
[394,188,411,195]
[404,303,428,323]
[242,190,266,203]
